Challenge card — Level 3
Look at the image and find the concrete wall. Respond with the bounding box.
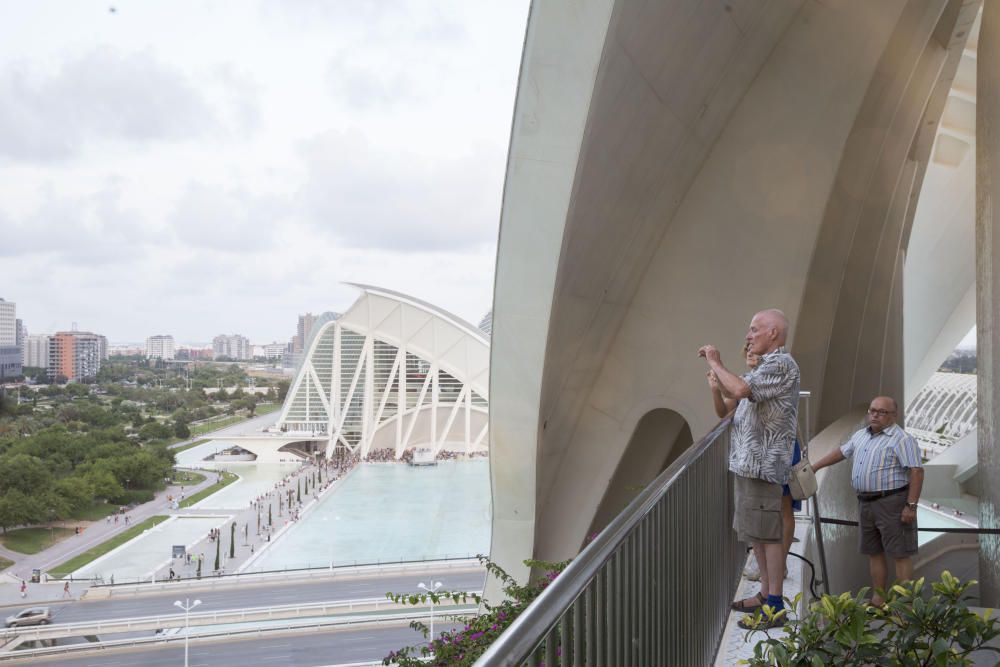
[491,0,980,579]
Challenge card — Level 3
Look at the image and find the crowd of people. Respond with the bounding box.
[362,447,488,463]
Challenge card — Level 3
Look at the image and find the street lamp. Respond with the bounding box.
[173,598,202,667]
[417,581,443,645]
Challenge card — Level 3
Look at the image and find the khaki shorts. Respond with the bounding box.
[733,475,783,544]
[858,492,918,558]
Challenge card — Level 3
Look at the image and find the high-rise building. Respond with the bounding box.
[0,299,22,381]
[0,299,15,346]
[48,331,107,381]
[212,334,251,360]
[23,334,50,368]
[293,313,318,354]
[146,335,176,360]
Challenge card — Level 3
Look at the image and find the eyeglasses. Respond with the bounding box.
[868,408,895,416]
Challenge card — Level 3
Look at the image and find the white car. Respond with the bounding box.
[5,607,51,628]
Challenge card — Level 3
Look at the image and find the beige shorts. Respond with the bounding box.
[733,475,783,544]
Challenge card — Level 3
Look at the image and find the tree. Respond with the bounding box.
[138,421,173,441]
[54,477,94,511]
[0,489,33,534]
[276,380,290,401]
[86,468,123,501]
[229,522,235,559]
[174,421,190,439]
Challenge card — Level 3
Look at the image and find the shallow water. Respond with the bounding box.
[249,461,492,570]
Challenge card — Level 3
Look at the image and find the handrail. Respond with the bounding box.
[475,417,741,665]
[0,609,475,662]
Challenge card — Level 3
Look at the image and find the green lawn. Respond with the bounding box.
[255,403,280,415]
[0,557,13,571]
[190,415,246,436]
[2,527,76,554]
[172,470,206,486]
[179,471,239,508]
[71,502,120,522]
[172,439,209,453]
[49,516,170,578]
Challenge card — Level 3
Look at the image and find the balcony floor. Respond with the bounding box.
[715,521,810,666]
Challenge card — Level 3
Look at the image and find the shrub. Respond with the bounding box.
[741,571,1000,666]
[108,489,154,505]
[383,555,569,666]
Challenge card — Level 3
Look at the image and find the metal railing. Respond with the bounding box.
[0,609,476,662]
[2,595,481,646]
[475,418,743,666]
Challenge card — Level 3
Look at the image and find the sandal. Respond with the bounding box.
[730,591,765,613]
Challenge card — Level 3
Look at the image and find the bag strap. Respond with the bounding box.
[796,414,809,459]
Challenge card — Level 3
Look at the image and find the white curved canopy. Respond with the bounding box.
[276,285,489,459]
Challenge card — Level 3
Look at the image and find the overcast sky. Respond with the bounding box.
[0,1,529,344]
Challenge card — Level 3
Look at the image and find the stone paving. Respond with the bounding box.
[715,521,810,666]
[151,460,347,583]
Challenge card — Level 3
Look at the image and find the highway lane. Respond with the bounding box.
[6,622,461,666]
[46,569,485,625]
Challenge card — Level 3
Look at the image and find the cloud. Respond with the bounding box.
[0,180,152,263]
[296,130,502,251]
[167,183,289,252]
[327,61,420,110]
[0,47,219,161]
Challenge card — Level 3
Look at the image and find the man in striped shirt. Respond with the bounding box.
[812,396,924,605]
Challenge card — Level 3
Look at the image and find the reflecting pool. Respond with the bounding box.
[248,460,491,571]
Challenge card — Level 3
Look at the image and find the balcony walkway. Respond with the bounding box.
[715,521,810,666]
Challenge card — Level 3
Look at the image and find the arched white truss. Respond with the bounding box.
[276,285,490,460]
[906,371,977,458]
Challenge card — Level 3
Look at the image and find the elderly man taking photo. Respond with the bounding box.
[700,309,799,629]
[811,396,923,606]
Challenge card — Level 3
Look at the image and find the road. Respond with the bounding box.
[46,569,486,625]
[171,412,280,451]
[6,622,458,666]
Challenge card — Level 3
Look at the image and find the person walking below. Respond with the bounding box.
[700,309,800,629]
[63,582,71,599]
[811,396,923,606]
[19,580,26,599]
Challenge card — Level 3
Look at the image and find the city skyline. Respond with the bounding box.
[0,2,529,341]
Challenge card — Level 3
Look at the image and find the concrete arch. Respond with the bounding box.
[586,408,692,541]
[489,0,979,586]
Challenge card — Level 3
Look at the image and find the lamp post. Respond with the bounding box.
[418,580,442,645]
[173,598,201,667]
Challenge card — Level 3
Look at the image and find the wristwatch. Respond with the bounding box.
[905,502,918,510]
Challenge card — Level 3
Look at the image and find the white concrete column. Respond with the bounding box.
[977,0,1000,606]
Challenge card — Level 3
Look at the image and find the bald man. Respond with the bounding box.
[699,309,800,629]
[811,396,923,606]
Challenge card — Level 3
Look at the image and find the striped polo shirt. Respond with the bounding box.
[839,423,922,493]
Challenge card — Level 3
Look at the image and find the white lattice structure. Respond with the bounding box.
[275,285,490,460]
[905,371,977,457]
